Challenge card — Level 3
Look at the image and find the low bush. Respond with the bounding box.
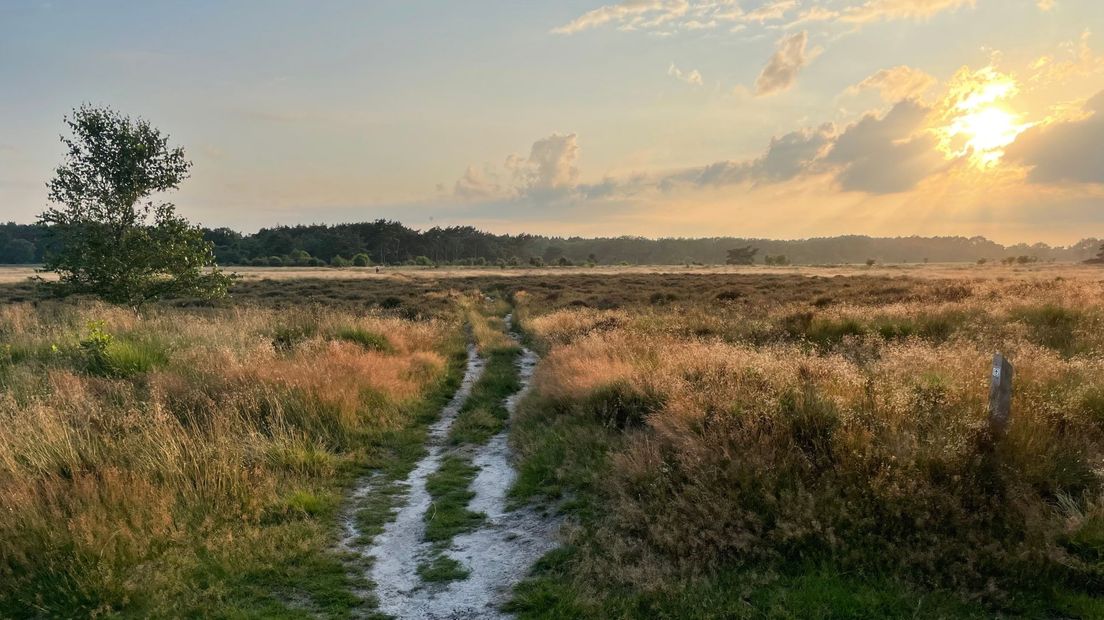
[334,326,393,352]
[1010,304,1083,355]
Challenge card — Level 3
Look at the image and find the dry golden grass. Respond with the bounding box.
[0,302,455,616]
[510,271,1104,614]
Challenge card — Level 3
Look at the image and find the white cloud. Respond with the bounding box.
[668,62,704,85]
[454,165,504,200]
[848,65,938,101]
[552,0,670,35]
[454,133,581,201]
[524,133,581,190]
[838,0,976,23]
[790,0,975,26]
[1028,30,1104,85]
[552,0,794,35]
[755,31,811,96]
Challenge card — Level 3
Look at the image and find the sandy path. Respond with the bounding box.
[346,343,484,610]
[353,322,559,619]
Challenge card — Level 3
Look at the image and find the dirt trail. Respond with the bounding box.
[353,320,559,619]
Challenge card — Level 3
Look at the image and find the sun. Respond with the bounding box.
[946,105,1026,167]
[935,67,1031,168]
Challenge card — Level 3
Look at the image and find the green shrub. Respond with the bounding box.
[79,321,168,377]
[1063,515,1104,564]
[334,327,393,352]
[780,381,840,469]
[1011,305,1081,354]
[582,381,666,429]
[1081,386,1104,429]
[805,317,865,346]
[271,323,318,351]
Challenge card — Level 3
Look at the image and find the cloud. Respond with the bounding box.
[657,101,946,195]
[552,0,976,38]
[792,0,974,25]
[824,100,945,193]
[756,31,811,96]
[663,124,835,188]
[523,133,581,190]
[743,0,799,23]
[839,0,976,23]
[1005,91,1104,184]
[454,133,581,201]
[551,0,796,35]
[1028,30,1104,85]
[849,65,937,101]
[552,0,671,35]
[668,62,704,86]
[455,101,949,204]
[454,165,504,200]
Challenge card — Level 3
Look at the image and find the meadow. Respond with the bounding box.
[0,264,1102,618]
[0,299,465,617]
[503,268,1104,618]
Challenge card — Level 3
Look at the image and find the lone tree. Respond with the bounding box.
[39,105,232,309]
[726,245,759,265]
[1085,243,1104,265]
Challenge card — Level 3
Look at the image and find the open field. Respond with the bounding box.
[1,265,1103,618]
[0,301,465,617]
[505,268,1104,618]
[3,261,1104,285]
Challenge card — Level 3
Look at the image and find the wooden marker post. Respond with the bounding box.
[988,353,1013,434]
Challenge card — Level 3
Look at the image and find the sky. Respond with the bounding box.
[1,0,1103,244]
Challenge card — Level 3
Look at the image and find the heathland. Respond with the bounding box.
[1,263,1102,618]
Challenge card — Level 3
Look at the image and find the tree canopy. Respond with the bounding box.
[38,105,232,308]
[726,245,759,265]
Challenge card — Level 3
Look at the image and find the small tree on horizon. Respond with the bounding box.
[39,105,233,310]
[726,246,758,265]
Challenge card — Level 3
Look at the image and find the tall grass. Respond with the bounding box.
[509,276,1104,617]
[0,302,455,617]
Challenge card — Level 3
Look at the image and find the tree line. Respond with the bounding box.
[3,219,1100,267]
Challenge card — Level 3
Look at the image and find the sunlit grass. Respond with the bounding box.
[0,301,457,617]
[509,274,1104,617]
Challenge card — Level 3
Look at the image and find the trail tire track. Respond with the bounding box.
[349,321,558,619]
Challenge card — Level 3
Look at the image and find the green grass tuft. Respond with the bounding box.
[424,455,485,542]
[334,327,393,353]
[417,553,470,583]
[449,347,522,445]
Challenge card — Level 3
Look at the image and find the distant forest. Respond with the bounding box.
[2,220,1101,266]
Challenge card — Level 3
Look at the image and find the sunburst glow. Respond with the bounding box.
[936,68,1031,168]
[946,105,1027,166]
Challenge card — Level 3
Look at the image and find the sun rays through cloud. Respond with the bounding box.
[935,67,1032,167]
